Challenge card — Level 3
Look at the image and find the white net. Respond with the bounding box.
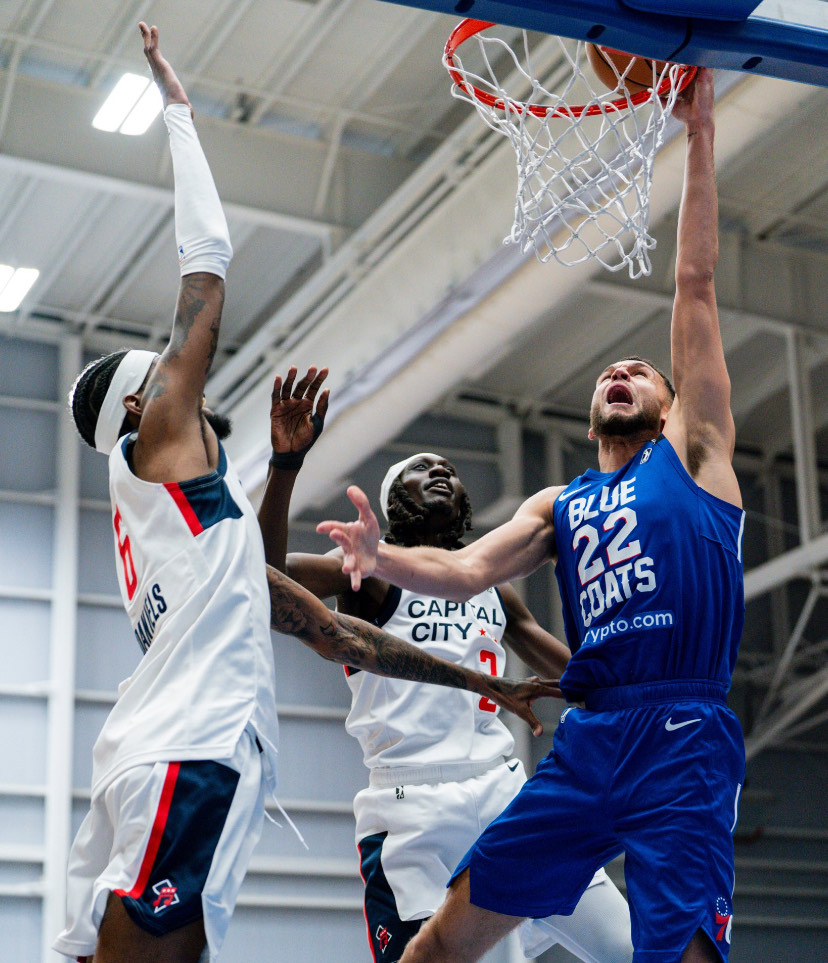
[444,28,692,278]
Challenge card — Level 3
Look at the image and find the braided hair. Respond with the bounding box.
[68,350,129,449]
[384,477,473,550]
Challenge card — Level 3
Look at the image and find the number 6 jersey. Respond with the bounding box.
[90,434,280,801]
[553,435,746,702]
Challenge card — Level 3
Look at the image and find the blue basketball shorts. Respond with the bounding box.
[451,700,745,963]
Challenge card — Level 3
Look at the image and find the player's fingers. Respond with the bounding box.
[347,486,374,522]
[270,375,283,402]
[305,367,328,401]
[281,366,297,400]
[316,389,330,420]
[316,520,343,536]
[293,366,317,398]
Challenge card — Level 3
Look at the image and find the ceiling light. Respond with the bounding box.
[0,267,39,312]
[119,82,163,136]
[93,73,162,135]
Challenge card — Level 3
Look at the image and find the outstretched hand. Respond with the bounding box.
[672,65,714,131]
[138,22,190,111]
[317,486,380,592]
[485,676,563,737]
[270,365,329,455]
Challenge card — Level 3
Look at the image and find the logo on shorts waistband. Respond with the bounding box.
[715,896,732,944]
[376,924,392,953]
[151,878,180,914]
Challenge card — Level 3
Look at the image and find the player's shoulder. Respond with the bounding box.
[515,485,568,524]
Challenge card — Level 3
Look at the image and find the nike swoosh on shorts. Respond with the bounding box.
[664,717,701,731]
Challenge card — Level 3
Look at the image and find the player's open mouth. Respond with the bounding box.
[606,383,633,405]
[426,480,452,494]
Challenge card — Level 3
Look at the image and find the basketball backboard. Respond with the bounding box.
[378,0,828,87]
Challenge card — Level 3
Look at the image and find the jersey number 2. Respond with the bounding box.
[478,649,498,712]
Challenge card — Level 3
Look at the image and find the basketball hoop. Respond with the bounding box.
[443,20,697,278]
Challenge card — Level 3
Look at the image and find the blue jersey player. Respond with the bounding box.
[319,69,744,963]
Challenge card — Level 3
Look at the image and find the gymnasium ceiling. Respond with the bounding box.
[0,0,825,504]
[0,0,827,755]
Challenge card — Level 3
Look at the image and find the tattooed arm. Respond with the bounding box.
[267,565,560,735]
[131,25,229,483]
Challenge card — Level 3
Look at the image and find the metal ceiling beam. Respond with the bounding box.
[17,194,118,325]
[0,25,447,146]
[182,0,259,76]
[587,278,828,342]
[80,208,170,326]
[0,151,337,240]
[0,0,58,141]
[731,339,828,428]
[744,531,828,601]
[87,0,147,89]
[786,329,822,542]
[745,663,828,760]
[247,0,351,125]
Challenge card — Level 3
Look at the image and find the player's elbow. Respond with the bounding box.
[675,261,716,292]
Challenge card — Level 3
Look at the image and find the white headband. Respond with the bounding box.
[94,350,158,455]
[379,452,442,520]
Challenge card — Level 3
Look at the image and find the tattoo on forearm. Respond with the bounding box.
[266,567,470,690]
[336,614,470,688]
[168,275,223,377]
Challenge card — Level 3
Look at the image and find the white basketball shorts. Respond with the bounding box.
[53,727,265,962]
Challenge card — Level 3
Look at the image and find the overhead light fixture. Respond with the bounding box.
[0,266,40,312]
[92,73,162,135]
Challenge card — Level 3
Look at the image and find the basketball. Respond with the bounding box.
[586,44,669,93]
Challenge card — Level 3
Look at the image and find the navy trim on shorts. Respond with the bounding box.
[358,832,423,963]
[116,759,240,936]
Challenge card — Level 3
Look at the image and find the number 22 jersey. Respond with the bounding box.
[553,436,746,701]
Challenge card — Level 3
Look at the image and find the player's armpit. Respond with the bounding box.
[498,583,570,678]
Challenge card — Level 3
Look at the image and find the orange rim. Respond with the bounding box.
[444,19,698,119]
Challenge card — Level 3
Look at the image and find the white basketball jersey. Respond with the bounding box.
[345,585,515,771]
[90,435,279,799]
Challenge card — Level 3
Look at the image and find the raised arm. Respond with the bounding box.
[318,484,562,597]
[498,583,570,680]
[131,24,233,482]
[662,68,740,507]
[266,564,559,735]
[257,366,330,569]
[257,366,393,619]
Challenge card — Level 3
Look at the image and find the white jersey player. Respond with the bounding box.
[59,31,555,963]
[59,25,276,963]
[257,368,634,963]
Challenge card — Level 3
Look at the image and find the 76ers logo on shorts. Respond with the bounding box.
[715,896,732,944]
[375,924,392,953]
[151,878,180,914]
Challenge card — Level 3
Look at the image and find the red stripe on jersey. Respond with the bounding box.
[356,840,379,963]
[114,761,180,900]
[164,482,204,536]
